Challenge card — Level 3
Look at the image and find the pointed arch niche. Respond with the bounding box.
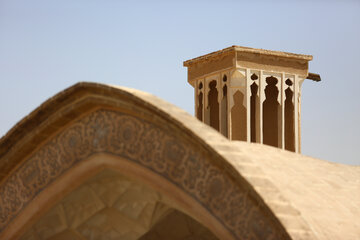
[221,74,228,137]
[230,70,247,141]
[208,80,219,131]
[263,76,281,148]
[197,81,204,121]
[284,78,295,152]
[250,72,260,143]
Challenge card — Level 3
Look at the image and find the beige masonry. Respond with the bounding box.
[0,83,294,240]
[184,46,320,152]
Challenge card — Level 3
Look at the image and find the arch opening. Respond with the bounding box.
[231,90,247,141]
[263,76,280,147]
[285,79,295,152]
[197,91,203,121]
[221,83,228,137]
[20,166,219,240]
[208,80,219,131]
[250,82,259,143]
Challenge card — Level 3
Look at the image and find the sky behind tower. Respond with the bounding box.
[0,0,359,165]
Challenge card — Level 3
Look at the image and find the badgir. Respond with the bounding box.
[0,46,359,240]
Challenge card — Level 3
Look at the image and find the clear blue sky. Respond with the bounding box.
[1,0,359,165]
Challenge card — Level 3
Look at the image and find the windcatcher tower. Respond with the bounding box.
[184,46,320,153]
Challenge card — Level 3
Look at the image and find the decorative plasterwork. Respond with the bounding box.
[0,109,290,240]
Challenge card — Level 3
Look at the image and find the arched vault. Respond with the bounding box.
[0,82,359,240]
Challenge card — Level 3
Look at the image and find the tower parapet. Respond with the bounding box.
[184,46,320,153]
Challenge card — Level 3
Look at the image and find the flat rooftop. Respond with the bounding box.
[183,45,313,66]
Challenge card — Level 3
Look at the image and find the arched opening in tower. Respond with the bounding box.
[250,73,259,143]
[285,79,295,152]
[231,90,247,141]
[221,75,228,137]
[197,82,203,121]
[208,80,219,131]
[263,76,280,147]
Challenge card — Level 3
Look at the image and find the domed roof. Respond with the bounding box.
[0,82,358,240]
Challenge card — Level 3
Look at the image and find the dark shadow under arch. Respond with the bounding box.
[221,85,228,137]
[197,92,203,121]
[285,87,295,152]
[208,81,219,131]
[263,77,280,147]
[250,82,259,143]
